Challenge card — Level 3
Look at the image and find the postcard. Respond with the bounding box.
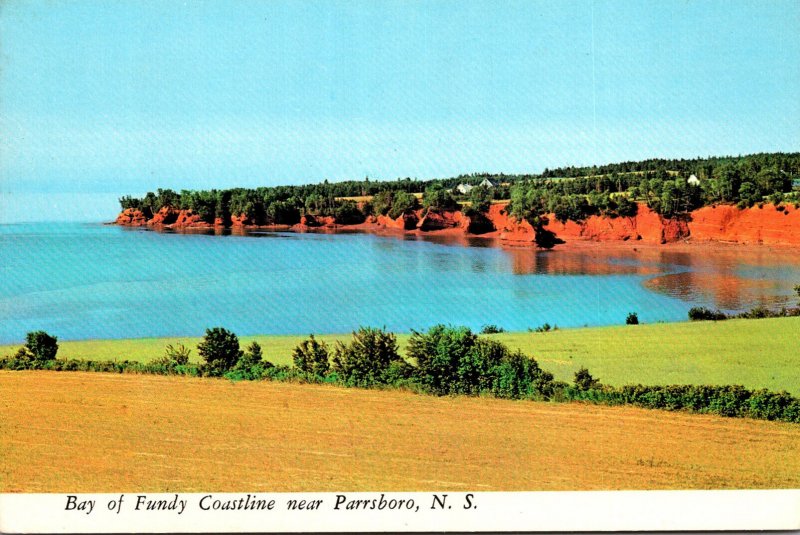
[1,0,799,532]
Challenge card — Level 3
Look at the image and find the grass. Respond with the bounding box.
[490,317,800,395]
[2,317,798,393]
[2,371,799,492]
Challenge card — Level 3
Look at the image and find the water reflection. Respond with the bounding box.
[136,225,800,315]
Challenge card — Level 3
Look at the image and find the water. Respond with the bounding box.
[1,222,799,344]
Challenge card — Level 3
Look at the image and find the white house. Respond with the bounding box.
[687,174,700,186]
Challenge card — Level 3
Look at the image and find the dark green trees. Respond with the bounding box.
[292,334,330,376]
[331,327,405,386]
[198,327,243,376]
[407,325,555,398]
[25,331,59,362]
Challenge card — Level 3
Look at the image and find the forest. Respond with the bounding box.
[119,152,800,226]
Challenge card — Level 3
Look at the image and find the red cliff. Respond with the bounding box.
[116,201,800,247]
[687,204,800,246]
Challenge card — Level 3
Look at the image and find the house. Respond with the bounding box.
[479,178,499,188]
[455,183,474,195]
[687,174,700,186]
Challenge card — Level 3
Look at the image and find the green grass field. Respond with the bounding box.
[2,317,798,394]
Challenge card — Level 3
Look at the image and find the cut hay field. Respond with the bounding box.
[2,317,798,394]
[1,371,799,492]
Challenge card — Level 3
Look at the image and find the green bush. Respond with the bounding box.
[331,327,402,387]
[456,338,507,395]
[574,367,600,391]
[197,327,243,376]
[408,325,477,395]
[626,312,639,325]
[489,350,555,399]
[688,307,728,321]
[387,192,419,219]
[480,324,505,334]
[25,331,59,362]
[292,335,330,377]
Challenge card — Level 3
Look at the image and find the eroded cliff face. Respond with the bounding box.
[688,204,800,245]
[115,208,148,226]
[115,202,800,247]
[541,204,690,244]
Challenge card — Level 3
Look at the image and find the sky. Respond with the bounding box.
[1,0,799,222]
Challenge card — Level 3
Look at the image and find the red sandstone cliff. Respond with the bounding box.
[687,204,800,246]
[115,202,800,247]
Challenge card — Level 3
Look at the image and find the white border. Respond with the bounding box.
[1,490,798,533]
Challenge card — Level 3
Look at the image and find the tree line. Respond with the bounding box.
[4,323,800,424]
[119,152,800,227]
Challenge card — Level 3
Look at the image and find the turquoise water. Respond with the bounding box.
[1,222,799,344]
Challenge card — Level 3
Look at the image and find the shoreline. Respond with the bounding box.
[114,200,800,250]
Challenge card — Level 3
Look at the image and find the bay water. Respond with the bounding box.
[2,222,799,344]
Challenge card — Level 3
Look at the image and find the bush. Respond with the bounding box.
[480,324,505,334]
[688,307,727,321]
[574,367,600,391]
[408,325,556,398]
[626,312,639,325]
[334,201,365,224]
[489,350,555,399]
[197,327,242,376]
[25,331,58,362]
[408,325,478,395]
[456,338,507,395]
[387,192,419,219]
[292,335,330,377]
[331,327,402,387]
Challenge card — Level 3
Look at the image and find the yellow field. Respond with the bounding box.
[1,371,798,492]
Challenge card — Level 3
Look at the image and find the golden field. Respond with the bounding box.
[1,371,799,492]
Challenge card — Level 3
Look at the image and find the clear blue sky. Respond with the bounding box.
[1,0,798,222]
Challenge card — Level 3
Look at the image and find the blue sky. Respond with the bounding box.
[1,0,799,222]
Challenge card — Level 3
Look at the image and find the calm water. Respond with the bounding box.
[1,222,799,344]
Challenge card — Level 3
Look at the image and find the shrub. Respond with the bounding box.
[292,335,330,377]
[626,312,639,325]
[489,350,555,399]
[688,307,727,321]
[480,324,505,334]
[387,192,419,219]
[331,327,402,387]
[456,338,507,395]
[531,323,551,333]
[231,341,273,379]
[574,367,600,391]
[422,186,458,212]
[25,331,58,362]
[197,327,242,376]
[408,325,477,395]
[334,201,365,224]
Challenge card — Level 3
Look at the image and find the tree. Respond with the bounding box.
[25,331,58,362]
[331,327,401,386]
[574,367,600,390]
[626,312,639,325]
[387,191,418,219]
[422,185,458,212]
[236,341,264,369]
[466,185,493,213]
[293,335,330,376]
[408,325,477,395]
[197,327,242,376]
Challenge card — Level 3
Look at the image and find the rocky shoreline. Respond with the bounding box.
[116,201,800,247]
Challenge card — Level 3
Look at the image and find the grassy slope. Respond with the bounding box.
[2,317,798,394]
[2,371,799,492]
